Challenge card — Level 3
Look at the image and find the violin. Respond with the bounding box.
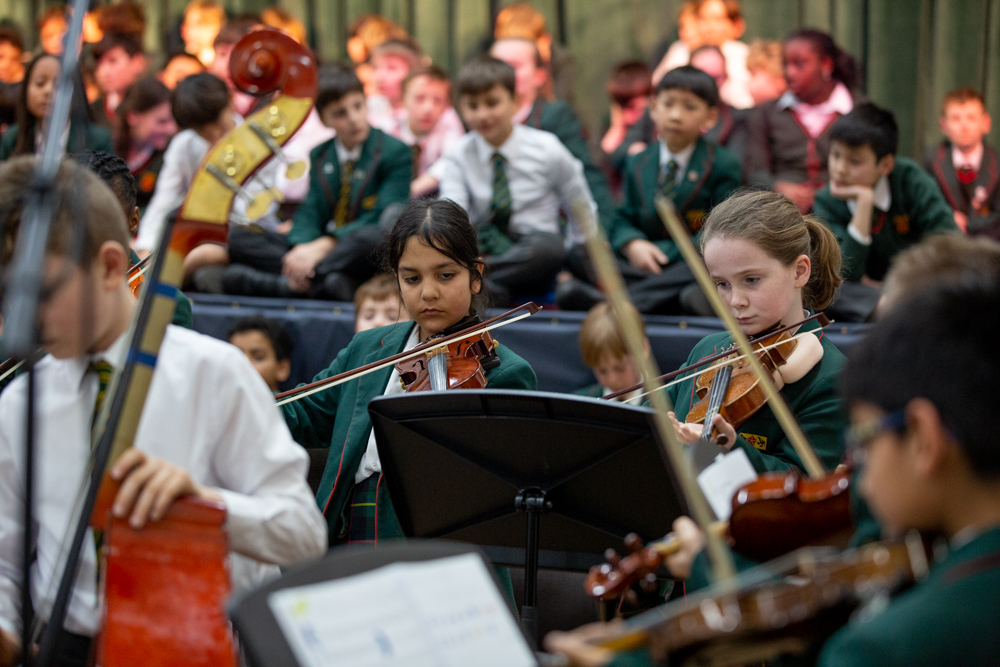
[395,329,498,392]
[687,326,799,446]
[127,253,151,297]
[591,536,931,666]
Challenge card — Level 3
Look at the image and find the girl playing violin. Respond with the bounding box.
[667,190,848,473]
[281,198,537,546]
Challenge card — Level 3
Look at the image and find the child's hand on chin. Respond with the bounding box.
[828,181,874,202]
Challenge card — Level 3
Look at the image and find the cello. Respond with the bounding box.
[34,29,317,667]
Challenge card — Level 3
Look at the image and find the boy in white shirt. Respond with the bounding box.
[439,55,595,305]
[0,157,326,666]
[397,65,466,197]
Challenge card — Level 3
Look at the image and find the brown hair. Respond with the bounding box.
[401,64,450,95]
[370,38,423,68]
[0,156,130,268]
[699,190,843,311]
[941,86,987,114]
[183,0,225,23]
[579,301,646,368]
[114,77,172,156]
[456,55,516,97]
[353,274,401,313]
[694,0,744,20]
[882,235,1000,310]
[746,39,783,78]
[607,60,652,107]
[260,7,306,44]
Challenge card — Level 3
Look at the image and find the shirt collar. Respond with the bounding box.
[952,143,984,171]
[75,331,129,389]
[334,138,363,164]
[847,174,892,214]
[776,82,854,115]
[659,140,697,176]
[474,124,520,163]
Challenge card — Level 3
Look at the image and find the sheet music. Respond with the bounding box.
[696,447,759,520]
[268,553,537,667]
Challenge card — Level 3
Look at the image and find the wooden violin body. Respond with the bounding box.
[687,329,798,433]
[395,330,496,392]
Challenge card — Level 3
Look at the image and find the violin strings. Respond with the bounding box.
[0,359,25,385]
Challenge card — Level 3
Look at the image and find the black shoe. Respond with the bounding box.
[555,278,605,311]
[190,265,226,294]
[309,271,357,301]
[220,264,294,298]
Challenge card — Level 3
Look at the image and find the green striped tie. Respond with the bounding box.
[88,359,114,588]
[659,159,680,200]
[490,152,512,237]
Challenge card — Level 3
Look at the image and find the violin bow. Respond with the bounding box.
[653,197,826,480]
[603,312,832,401]
[570,198,738,585]
[274,302,541,406]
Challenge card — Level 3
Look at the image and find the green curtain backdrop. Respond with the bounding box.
[3,0,998,158]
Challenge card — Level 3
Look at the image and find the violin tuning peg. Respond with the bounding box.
[624,533,643,553]
[604,548,621,566]
[285,161,306,180]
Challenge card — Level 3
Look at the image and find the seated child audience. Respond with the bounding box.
[366,38,424,134]
[260,7,307,44]
[221,64,411,300]
[574,302,648,405]
[0,53,113,160]
[398,65,466,197]
[354,273,411,333]
[157,52,205,90]
[346,14,410,97]
[745,29,860,213]
[924,87,999,237]
[558,66,741,314]
[93,31,147,124]
[439,56,596,305]
[601,60,652,179]
[181,0,226,67]
[208,17,260,116]
[228,315,293,392]
[38,6,68,55]
[689,44,747,162]
[745,38,786,105]
[653,0,753,109]
[114,77,178,214]
[95,0,145,40]
[0,25,24,133]
[135,72,236,255]
[813,103,958,321]
[494,2,573,106]
[0,156,326,667]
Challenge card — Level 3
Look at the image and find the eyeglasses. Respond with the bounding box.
[844,408,907,466]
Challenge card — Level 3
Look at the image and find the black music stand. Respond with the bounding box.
[369,390,689,649]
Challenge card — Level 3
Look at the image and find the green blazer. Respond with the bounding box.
[572,382,604,398]
[812,157,959,282]
[610,137,742,263]
[667,317,847,474]
[524,98,617,235]
[818,525,1000,667]
[288,128,412,246]
[0,122,114,161]
[282,320,538,544]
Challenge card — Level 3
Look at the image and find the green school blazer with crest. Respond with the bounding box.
[812,157,959,282]
[0,122,113,161]
[609,137,742,263]
[288,128,412,246]
[281,320,537,543]
[667,317,847,474]
[818,525,1000,667]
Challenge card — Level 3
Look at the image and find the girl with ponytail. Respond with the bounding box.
[666,190,849,474]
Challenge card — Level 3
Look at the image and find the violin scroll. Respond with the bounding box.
[229,28,317,99]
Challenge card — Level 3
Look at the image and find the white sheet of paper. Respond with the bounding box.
[268,553,537,667]
[696,448,759,521]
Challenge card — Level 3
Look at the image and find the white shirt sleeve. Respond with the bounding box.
[847,221,873,245]
[548,139,597,244]
[0,397,24,635]
[438,144,473,215]
[204,346,327,566]
[135,131,208,252]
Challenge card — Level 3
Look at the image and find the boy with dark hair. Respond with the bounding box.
[0,156,326,666]
[815,278,1000,666]
[439,55,596,305]
[560,66,741,314]
[228,315,293,392]
[813,103,958,319]
[93,32,147,123]
[222,64,412,301]
[397,65,465,197]
[924,87,999,238]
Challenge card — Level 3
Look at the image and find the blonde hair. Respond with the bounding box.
[353,273,400,312]
[746,39,783,78]
[0,157,130,268]
[261,7,306,44]
[579,302,646,368]
[699,190,843,311]
[882,235,1000,309]
[183,0,225,23]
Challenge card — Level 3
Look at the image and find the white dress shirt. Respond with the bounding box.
[952,143,984,172]
[394,107,466,181]
[846,175,891,245]
[658,140,697,183]
[0,326,327,637]
[355,326,420,484]
[135,129,210,251]
[438,124,596,246]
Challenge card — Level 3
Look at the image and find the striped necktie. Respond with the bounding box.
[490,152,512,237]
[333,160,355,228]
[659,159,680,200]
[87,359,114,588]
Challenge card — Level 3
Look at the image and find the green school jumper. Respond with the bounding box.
[572,382,604,398]
[818,525,1000,667]
[0,122,114,160]
[812,157,959,282]
[610,137,742,263]
[281,320,537,544]
[288,128,411,246]
[667,317,848,474]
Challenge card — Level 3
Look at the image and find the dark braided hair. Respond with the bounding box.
[74,150,137,216]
